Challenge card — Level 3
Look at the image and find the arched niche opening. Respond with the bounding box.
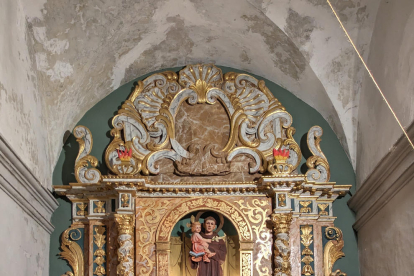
[169,211,240,276]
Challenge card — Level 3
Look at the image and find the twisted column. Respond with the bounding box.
[271,212,293,276]
[114,214,135,276]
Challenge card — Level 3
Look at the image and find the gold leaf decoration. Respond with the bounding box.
[59,226,84,276]
[76,203,87,216]
[324,227,346,276]
[271,212,293,275]
[235,199,272,276]
[300,201,312,213]
[318,203,329,216]
[93,226,106,276]
[242,253,252,276]
[103,64,301,177]
[73,125,102,183]
[301,225,314,275]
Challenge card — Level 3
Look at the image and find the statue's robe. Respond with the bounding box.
[191,232,227,276]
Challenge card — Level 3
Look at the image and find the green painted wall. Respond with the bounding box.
[50,66,359,275]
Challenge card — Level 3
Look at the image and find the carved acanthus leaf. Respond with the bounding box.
[324,227,346,276]
[59,227,84,276]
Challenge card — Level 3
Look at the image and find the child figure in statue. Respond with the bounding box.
[190,221,215,263]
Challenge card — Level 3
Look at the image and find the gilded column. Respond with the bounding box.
[114,214,135,276]
[271,212,293,276]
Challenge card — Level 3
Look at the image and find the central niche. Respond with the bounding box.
[169,211,240,276]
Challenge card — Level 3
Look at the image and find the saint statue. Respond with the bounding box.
[190,216,227,276]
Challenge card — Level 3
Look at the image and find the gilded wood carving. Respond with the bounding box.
[300,226,314,275]
[324,227,346,276]
[54,64,353,276]
[235,199,272,276]
[136,198,173,276]
[93,226,106,276]
[103,64,302,178]
[60,226,84,276]
[156,197,253,242]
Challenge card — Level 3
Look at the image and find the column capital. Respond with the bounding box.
[271,212,293,234]
[114,214,135,235]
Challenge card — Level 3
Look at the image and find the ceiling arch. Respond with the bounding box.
[25,0,380,170]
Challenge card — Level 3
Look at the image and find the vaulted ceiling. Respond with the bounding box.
[3,0,384,186]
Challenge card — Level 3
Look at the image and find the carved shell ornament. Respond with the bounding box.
[73,64,331,182]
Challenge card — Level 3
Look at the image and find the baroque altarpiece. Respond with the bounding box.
[54,64,350,276]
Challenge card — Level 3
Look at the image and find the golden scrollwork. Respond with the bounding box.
[283,127,302,171]
[93,226,106,276]
[324,227,347,276]
[103,64,301,177]
[59,226,84,276]
[104,128,142,176]
[76,203,87,216]
[94,201,106,213]
[318,204,329,216]
[235,199,272,276]
[136,198,171,276]
[300,201,312,213]
[157,198,253,242]
[300,225,314,275]
[306,126,330,182]
[241,252,252,276]
[74,125,102,183]
[271,212,293,276]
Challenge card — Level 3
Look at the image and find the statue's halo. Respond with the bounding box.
[195,211,224,233]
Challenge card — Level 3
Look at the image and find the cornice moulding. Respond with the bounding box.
[349,121,414,231]
[0,134,58,234]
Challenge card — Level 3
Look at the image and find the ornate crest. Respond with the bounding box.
[100,64,303,177]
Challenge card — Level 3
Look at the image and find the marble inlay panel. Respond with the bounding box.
[175,100,230,150]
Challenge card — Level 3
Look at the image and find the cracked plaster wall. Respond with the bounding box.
[0,189,50,276]
[251,0,380,170]
[0,0,51,187]
[17,0,380,182]
[356,0,414,274]
[0,1,51,275]
[357,0,414,185]
[358,178,414,276]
